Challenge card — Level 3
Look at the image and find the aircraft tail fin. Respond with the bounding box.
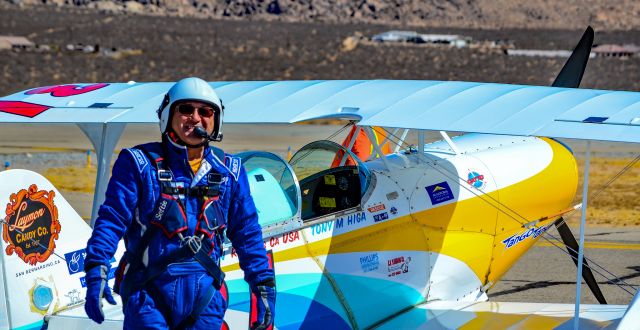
[551,26,594,88]
[0,169,122,329]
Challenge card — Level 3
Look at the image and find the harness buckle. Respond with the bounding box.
[182,235,202,255]
[158,169,173,181]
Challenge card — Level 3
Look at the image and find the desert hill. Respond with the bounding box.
[3,0,640,31]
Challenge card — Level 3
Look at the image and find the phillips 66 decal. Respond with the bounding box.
[3,184,61,265]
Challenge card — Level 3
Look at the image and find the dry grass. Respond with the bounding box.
[42,156,640,227]
[566,157,640,227]
[44,166,97,194]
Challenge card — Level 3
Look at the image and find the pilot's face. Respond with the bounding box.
[170,101,216,146]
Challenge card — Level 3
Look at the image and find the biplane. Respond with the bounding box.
[0,27,638,329]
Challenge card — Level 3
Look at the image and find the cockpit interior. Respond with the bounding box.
[238,140,371,231]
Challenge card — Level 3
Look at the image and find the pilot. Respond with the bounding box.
[82,77,276,329]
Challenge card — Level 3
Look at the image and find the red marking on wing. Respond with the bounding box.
[25,83,109,97]
[0,101,51,118]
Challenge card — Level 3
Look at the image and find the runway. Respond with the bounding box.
[0,123,638,307]
[489,227,640,306]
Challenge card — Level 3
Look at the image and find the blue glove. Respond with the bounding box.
[250,280,276,330]
[84,265,117,324]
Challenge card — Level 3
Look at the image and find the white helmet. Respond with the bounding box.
[157,77,224,141]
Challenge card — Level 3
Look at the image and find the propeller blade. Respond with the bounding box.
[554,218,607,304]
[552,26,594,88]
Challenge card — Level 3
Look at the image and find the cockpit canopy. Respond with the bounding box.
[289,140,370,220]
[237,140,371,232]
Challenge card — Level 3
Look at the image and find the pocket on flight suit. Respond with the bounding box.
[151,193,189,238]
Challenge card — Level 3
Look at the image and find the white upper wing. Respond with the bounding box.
[1,80,640,143]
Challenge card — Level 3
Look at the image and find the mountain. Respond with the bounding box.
[4,0,640,31]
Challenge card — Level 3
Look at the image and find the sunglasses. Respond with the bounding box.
[176,103,216,118]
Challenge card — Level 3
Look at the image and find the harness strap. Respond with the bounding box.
[119,145,226,315]
[161,185,220,198]
[142,241,225,291]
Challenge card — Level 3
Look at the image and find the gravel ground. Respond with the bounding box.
[1,6,640,96]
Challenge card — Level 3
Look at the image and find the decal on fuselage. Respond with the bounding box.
[64,249,87,275]
[467,171,486,190]
[387,255,411,277]
[373,212,389,222]
[309,212,367,236]
[29,276,58,315]
[425,182,454,205]
[367,204,386,213]
[3,184,61,266]
[359,253,379,273]
[502,224,553,249]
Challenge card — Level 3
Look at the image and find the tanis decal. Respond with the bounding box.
[3,184,61,265]
[502,224,553,249]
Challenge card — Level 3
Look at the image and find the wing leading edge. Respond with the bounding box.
[1,80,640,143]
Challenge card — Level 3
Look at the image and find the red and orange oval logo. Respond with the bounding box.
[3,184,61,265]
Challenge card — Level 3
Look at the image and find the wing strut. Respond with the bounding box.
[574,140,592,329]
[362,126,392,169]
[77,123,127,226]
[439,131,461,155]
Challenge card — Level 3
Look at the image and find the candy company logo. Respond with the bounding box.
[3,184,61,265]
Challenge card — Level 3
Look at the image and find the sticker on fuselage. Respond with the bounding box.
[426,182,454,205]
[3,184,61,266]
[367,204,386,213]
[64,249,87,275]
[502,224,553,249]
[373,212,389,222]
[359,253,379,273]
[467,171,486,190]
[387,256,411,277]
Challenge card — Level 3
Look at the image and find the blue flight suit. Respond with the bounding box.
[85,138,274,329]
